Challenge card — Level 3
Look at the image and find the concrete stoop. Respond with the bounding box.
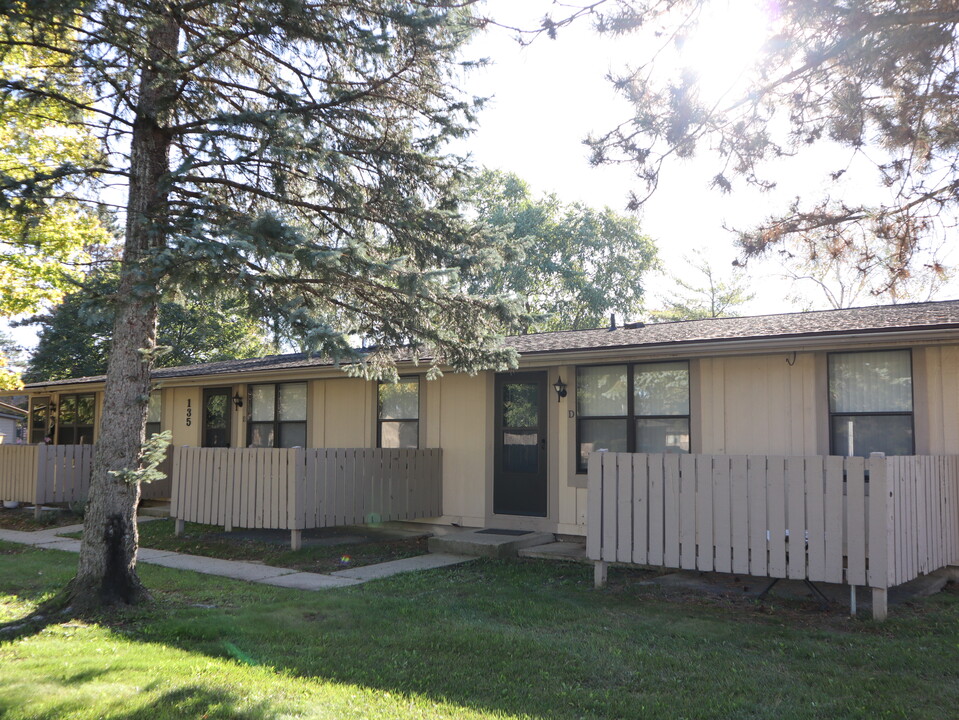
[138,501,171,518]
[428,528,554,558]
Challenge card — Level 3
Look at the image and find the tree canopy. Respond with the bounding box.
[0,26,109,316]
[650,253,754,322]
[523,1,959,287]
[23,269,271,383]
[0,0,523,610]
[464,169,657,332]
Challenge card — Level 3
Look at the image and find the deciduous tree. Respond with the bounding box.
[464,169,657,331]
[1,1,519,611]
[650,253,754,322]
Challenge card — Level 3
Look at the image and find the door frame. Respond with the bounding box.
[488,371,552,525]
[202,386,233,448]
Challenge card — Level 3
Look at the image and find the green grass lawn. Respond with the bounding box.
[1,541,957,719]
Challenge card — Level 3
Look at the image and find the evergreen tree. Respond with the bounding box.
[650,253,754,322]
[0,2,520,610]
[464,169,658,332]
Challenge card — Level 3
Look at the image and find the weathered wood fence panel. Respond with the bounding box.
[0,444,171,506]
[0,445,40,504]
[170,447,443,536]
[588,453,959,618]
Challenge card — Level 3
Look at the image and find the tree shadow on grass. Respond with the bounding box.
[0,685,275,720]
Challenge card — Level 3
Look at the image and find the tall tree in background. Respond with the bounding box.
[526,2,959,287]
[651,253,754,322]
[465,169,657,332]
[0,25,110,388]
[1,2,520,611]
[23,269,271,382]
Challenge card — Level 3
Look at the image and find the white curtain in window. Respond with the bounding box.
[829,350,912,413]
[576,365,628,417]
[250,384,276,421]
[634,362,689,416]
[278,383,307,421]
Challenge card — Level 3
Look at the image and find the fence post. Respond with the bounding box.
[290,448,305,550]
[33,445,48,519]
[868,452,891,621]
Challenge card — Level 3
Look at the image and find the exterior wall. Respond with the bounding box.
[169,387,202,447]
[425,371,489,527]
[915,345,959,454]
[312,378,373,448]
[0,416,17,443]
[696,353,819,456]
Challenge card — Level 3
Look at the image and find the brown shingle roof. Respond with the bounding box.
[24,299,959,388]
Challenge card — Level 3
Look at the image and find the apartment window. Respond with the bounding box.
[146,391,162,438]
[57,393,96,445]
[247,382,307,448]
[378,377,419,449]
[577,362,690,472]
[829,350,913,457]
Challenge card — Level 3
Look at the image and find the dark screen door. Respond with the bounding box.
[494,372,547,517]
[203,388,232,448]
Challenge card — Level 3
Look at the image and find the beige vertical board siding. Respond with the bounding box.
[942,347,959,453]
[631,454,649,565]
[845,456,867,586]
[171,388,201,447]
[730,456,749,574]
[713,455,732,573]
[647,453,664,566]
[309,381,327,447]
[723,357,768,454]
[322,379,369,447]
[786,456,807,580]
[805,455,827,580]
[696,455,714,571]
[436,373,487,524]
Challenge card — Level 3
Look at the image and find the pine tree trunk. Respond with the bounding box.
[67,10,180,612]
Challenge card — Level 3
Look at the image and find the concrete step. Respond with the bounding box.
[428,528,554,558]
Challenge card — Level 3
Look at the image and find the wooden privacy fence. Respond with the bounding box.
[0,444,172,512]
[587,453,959,620]
[170,447,443,548]
[0,444,93,510]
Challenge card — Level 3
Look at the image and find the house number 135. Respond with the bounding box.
[185,399,192,426]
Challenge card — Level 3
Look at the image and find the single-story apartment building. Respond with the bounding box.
[11,299,959,537]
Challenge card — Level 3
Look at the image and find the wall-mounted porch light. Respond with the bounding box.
[553,376,568,402]
[232,391,244,410]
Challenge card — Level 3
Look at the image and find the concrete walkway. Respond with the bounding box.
[0,519,475,591]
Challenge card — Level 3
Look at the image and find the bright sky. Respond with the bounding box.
[5,1,957,356]
[461,0,958,316]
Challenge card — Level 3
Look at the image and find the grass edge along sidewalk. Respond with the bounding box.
[0,519,475,591]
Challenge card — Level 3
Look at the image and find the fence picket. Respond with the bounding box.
[766,457,787,579]
[805,455,826,582]
[713,455,731,574]
[663,454,681,567]
[730,456,749,574]
[845,456,867,586]
[786,456,807,580]
[632,454,649,566]
[616,453,633,563]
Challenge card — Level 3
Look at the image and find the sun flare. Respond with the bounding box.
[675,0,774,105]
